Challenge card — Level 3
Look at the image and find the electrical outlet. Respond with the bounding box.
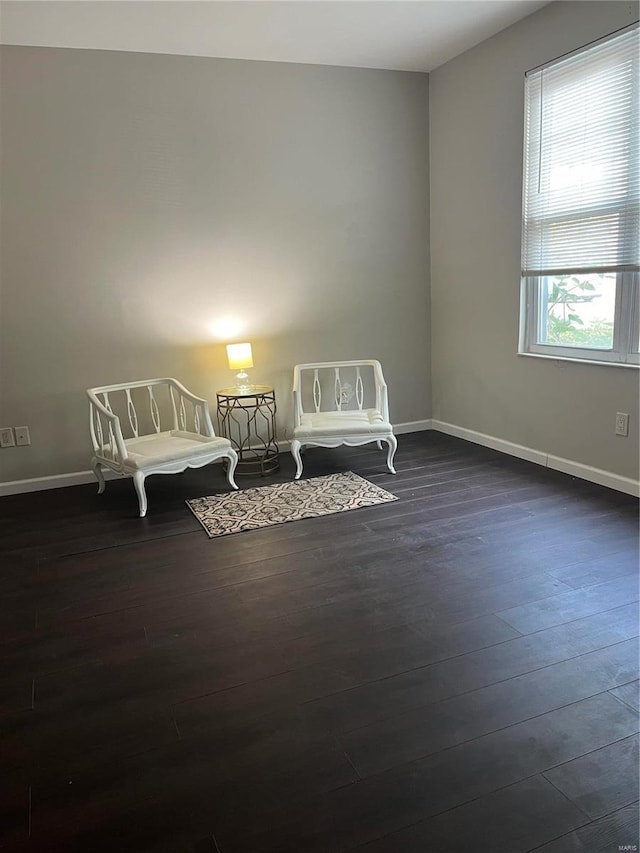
[0,427,15,448]
[15,426,31,446]
[615,412,629,437]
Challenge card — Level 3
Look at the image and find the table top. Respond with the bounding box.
[216,385,275,399]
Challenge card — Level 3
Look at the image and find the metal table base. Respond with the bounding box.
[216,385,279,476]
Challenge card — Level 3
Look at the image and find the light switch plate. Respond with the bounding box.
[0,427,15,448]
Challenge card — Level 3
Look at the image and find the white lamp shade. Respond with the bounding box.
[226,342,253,370]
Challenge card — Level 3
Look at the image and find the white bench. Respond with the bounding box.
[291,360,397,480]
[87,378,238,517]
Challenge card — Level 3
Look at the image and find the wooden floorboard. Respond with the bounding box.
[528,801,639,853]
[0,432,638,852]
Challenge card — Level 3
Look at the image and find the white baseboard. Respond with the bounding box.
[0,468,120,497]
[431,419,639,497]
[394,419,434,435]
[431,420,547,466]
[1,418,636,498]
[546,454,640,498]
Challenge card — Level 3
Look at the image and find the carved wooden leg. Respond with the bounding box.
[385,435,397,474]
[132,471,148,517]
[91,458,106,494]
[376,440,383,450]
[226,449,239,490]
[291,440,304,480]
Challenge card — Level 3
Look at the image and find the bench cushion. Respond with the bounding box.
[294,409,390,439]
[113,430,231,471]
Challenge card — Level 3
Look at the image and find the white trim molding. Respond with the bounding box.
[432,419,639,498]
[546,455,640,498]
[0,468,120,497]
[431,420,547,466]
[1,418,637,498]
[393,419,434,435]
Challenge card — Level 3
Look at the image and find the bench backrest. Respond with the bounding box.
[87,378,213,462]
[292,360,389,425]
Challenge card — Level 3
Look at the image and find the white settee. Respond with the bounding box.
[87,378,237,517]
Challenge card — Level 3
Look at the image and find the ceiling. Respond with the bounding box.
[0,0,549,73]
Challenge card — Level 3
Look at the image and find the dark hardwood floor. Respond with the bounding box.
[1,431,638,852]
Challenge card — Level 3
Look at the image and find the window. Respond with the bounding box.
[519,25,639,365]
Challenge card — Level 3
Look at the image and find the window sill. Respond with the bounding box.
[517,351,640,369]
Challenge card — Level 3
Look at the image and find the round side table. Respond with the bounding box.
[216,385,279,476]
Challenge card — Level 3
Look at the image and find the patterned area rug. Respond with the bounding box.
[186,471,397,538]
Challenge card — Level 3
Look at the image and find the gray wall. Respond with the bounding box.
[0,47,430,481]
[430,1,639,480]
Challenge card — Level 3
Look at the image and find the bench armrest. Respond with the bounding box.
[87,395,128,465]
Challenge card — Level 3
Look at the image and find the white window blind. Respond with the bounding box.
[522,25,639,277]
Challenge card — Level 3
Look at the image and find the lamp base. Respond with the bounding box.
[235,369,251,390]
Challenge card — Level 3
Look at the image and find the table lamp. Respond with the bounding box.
[226,342,253,390]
